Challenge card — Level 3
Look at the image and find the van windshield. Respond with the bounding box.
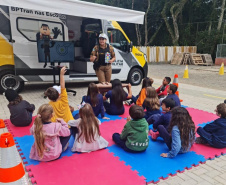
[107,29,127,52]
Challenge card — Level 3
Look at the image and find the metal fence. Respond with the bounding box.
[216,44,226,58]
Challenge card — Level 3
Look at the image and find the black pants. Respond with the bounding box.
[158,125,172,150]
[70,127,79,138]
[59,135,71,151]
[104,101,124,115]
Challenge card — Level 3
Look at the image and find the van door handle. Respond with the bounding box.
[9,39,15,43]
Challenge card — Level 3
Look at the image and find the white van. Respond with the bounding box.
[0,1,147,93]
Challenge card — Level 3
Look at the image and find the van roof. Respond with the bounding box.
[0,0,145,24]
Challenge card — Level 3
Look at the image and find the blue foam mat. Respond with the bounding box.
[108,136,206,183]
[198,121,212,127]
[15,135,77,166]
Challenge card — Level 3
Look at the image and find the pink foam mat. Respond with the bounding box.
[26,149,146,185]
[4,117,36,137]
[119,105,130,118]
[186,107,218,126]
[191,143,226,159]
[188,108,226,159]
[100,119,126,146]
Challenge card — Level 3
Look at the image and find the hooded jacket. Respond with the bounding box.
[30,120,70,161]
[203,118,226,147]
[120,118,149,151]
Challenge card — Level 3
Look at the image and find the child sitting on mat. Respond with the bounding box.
[196,103,226,148]
[103,79,132,115]
[44,66,74,124]
[165,84,181,107]
[142,87,161,120]
[30,104,71,161]
[156,77,171,99]
[149,98,175,140]
[160,107,195,158]
[112,105,149,153]
[5,88,35,127]
[68,103,108,153]
[126,77,153,106]
[75,83,109,119]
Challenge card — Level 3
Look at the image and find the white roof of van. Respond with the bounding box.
[0,0,145,24]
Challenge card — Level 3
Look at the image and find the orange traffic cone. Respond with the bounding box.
[0,119,5,128]
[173,74,183,102]
[0,133,28,184]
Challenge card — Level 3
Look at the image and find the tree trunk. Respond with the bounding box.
[132,0,142,45]
[147,23,163,45]
[162,0,188,45]
[135,24,142,46]
[217,0,226,31]
[131,0,134,9]
[144,0,151,46]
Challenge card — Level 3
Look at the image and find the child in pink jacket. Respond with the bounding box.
[30,104,71,162]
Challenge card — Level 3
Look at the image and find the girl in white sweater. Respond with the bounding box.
[68,103,108,153]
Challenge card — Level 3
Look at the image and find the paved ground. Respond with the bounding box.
[0,63,226,184]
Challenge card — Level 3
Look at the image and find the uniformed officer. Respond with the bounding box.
[90,33,115,84]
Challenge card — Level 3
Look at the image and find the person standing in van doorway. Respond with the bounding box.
[90,33,115,84]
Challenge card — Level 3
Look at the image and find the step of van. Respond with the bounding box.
[69,72,96,78]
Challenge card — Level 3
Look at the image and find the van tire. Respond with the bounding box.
[0,70,24,94]
[127,68,143,86]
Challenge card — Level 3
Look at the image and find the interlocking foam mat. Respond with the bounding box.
[4,116,36,137]
[4,105,226,184]
[108,138,206,183]
[26,150,146,185]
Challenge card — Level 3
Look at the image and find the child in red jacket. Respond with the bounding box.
[156,77,171,99]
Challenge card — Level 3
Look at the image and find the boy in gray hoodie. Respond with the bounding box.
[112,105,149,152]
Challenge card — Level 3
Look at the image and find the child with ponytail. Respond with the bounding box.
[68,103,108,153]
[30,104,70,161]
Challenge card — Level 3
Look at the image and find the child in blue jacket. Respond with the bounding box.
[160,107,195,158]
[165,84,181,107]
[196,103,226,148]
[149,98,175,140]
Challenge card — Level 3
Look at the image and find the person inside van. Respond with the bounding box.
[90,33,116,84]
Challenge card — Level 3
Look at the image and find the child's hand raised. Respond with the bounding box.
[60,66,67,75]
[127,116,131,122]
[160,153,168,158]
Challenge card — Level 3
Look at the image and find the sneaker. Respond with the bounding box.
[125,100,132,106]
[195,137,207,144]
[149,130,160,140]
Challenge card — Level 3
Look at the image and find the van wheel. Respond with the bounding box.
[127,68,143,85]
[0,70,24,93]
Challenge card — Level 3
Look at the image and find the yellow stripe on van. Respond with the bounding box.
[111,21,145,67]
[0,35,14,66]
[132,47,146,67]
[111,21,130,42]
